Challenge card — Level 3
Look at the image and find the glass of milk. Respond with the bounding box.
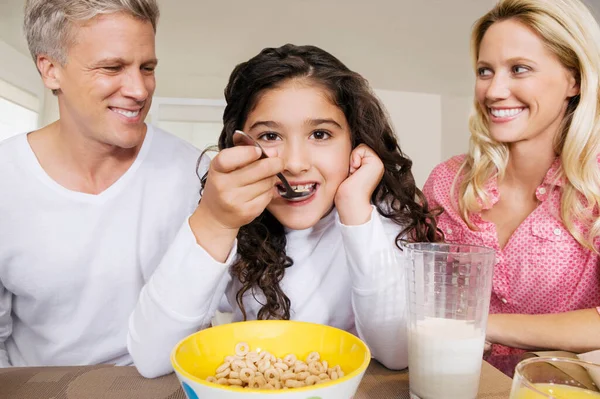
[404,243,495,399]
[510,356,600,398]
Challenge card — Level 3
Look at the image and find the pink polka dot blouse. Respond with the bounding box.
[423,155,600,355]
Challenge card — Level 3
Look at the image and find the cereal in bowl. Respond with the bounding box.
[206,342,345,390]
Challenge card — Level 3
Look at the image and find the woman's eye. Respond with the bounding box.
[513,65,529,74]
[477,67,492,77]
[311,130,331,140]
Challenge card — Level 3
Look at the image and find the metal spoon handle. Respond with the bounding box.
[232,130,301,198]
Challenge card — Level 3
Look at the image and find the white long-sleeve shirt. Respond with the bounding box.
[0,125,204,367]
[128,206,409,378]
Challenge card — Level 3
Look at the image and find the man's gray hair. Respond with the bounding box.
[24,0,159,65]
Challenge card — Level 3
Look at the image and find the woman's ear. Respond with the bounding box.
[566,69,580,98]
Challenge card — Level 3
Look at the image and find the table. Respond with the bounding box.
[0,361,512,398]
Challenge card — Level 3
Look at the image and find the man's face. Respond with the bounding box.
[49,12,157,149]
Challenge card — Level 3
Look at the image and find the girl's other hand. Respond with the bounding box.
[335,144,384,226]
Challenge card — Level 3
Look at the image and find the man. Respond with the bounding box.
[0,0,204,366]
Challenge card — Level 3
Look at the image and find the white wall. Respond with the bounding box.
[0,96,38,139]
[375,89,442,188]
[441,94,472,161]
[150,98,226,152]
[0,39,59,127]
[0,39,46,138]
[0,39,43,100]
[41,90,59,126]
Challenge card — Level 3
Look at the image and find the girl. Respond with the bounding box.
[424,0,600,363]
[128,44,439,378]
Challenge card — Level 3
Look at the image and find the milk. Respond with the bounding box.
[408,317,486,399]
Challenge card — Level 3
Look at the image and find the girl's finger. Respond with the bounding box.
[212,146,262,173]
[233,157,284,188]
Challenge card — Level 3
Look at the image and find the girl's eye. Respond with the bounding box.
[311,130,331,140]
[258,132,280,141]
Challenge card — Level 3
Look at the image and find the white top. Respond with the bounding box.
[128,206,409,378]
[0,125,204,367]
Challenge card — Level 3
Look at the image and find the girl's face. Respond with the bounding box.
[242,80,352,230]
[475,19,579,149]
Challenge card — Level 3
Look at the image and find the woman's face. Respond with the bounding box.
[475,19,579,148]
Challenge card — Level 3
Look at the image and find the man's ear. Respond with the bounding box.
[37,55,62,93]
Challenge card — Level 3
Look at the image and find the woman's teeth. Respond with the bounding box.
[489,107,524,118]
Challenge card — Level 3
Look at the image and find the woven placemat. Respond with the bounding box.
[0,361,511,398]
[355,361,511,399]
[0,365,185,399]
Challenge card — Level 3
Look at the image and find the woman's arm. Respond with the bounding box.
[486,309,600,352]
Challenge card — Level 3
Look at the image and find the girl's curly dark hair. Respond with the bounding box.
[201,44,441,321]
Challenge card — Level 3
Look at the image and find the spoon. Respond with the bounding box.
[232,130,311,200]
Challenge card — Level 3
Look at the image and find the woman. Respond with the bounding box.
[424,0,600,360]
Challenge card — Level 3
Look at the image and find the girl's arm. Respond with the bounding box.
[0,282,12,367]
[128,146,283,378]
[486,309,600,352]
[127,218,235,378]
[339,208,409,370]
[335,144,407,369]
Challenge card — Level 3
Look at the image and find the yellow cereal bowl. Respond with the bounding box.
[171,320,371,399]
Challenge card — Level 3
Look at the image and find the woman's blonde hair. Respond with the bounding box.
[459,0,600,250]
[24,0,159,66]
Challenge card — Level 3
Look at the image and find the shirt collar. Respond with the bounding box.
[481,157,563,207]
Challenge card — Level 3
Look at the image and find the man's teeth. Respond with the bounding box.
[112,108,140,118]
[490,108,524,118]
[291,184,314,192]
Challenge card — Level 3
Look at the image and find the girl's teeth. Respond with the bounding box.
[490,108,523,118]
[291,184,313,192]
